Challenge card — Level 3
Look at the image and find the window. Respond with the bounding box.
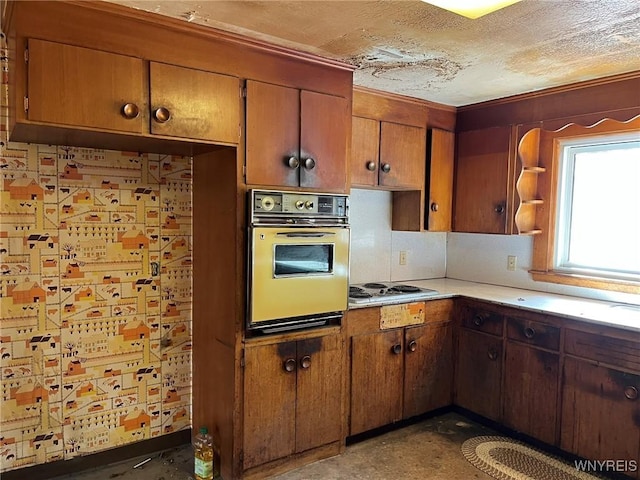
[529,116,640,294]
[554,133,640,282]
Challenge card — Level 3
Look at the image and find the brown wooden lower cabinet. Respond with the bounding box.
[455,327,503,421]
[243,333,343,470]
[350,321,453,435]
[561,356,640,479]
[350,329,404,435]
[503,341,559,445]
[403,323,453,417]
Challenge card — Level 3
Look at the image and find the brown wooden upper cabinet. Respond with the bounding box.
[25,39,241,145]
[245,80,349,192]
[351,117,426,189]
[453,125,515,233]
[426,129,454,231]
[148,62,240,143]
[27,39,145,134]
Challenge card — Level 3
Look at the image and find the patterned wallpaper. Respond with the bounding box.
[0,38,193,473]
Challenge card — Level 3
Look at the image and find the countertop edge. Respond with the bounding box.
[348,279,640,333]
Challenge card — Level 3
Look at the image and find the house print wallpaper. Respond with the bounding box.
[0,38,193,473]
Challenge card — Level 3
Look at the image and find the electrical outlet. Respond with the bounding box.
[399,251,407,265]
[507,255,517,271]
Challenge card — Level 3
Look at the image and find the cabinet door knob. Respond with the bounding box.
[299,355,311,369]
[391,344,402,355]
[121,103,139,119]
[380,163,391,173]
[473,314,485,327]
[430,202,439,212]
[624,386,638,400]
[303,157,316,170]
[153,107,171,123]
[408,340,417,352]
[487,347,499,361]
[283,358,296,373]
[366,161,376,171]
[287,157,300,169]
[494,204,505,214]
[524,327,536,339]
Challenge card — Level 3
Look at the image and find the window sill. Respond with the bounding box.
[530,270,640,294]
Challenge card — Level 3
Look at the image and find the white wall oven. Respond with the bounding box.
[248,189,349,334]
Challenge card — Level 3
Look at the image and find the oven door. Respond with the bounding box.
[249,226,349,327]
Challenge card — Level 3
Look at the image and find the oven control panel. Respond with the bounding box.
[251,190,349,225]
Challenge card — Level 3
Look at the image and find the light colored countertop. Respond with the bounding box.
[356,278,640,333]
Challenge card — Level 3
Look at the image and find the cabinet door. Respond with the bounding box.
[454,126,513,233]
[150,62,240,143]
[296,335,343,452]
[350,330,404,435]
[379,122,426,189]
[243,342,296,469]
[404,323,453,418]
[300,90,349,191]
[561,357,640,478]
[351,116,380,187]
[27,39,144,133]
[503,342,559,445]
[455,328,502,421]
[246,80,300,187]
[426,129,454,231]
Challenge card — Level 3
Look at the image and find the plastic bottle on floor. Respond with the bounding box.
[193,426,214,480]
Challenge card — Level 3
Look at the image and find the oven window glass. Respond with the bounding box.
[274,244,333,276]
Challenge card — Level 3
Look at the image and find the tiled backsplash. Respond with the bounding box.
[349,189,447,283]
[447,232,640,305]
[0,40,192,473]
[350,189,639,306]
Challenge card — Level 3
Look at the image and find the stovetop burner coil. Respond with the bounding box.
[349,286,372,298]
[362,282,388,289]
[388,284,421,293]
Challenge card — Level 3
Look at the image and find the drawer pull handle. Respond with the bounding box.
[524,327,536,339]
[283,358,296,373]
[473,315,485,327]
[121,103,139,119]
[286,156,300,169]
[299,355,311,369]
[303,157,316,170]
[624,386,638,400]
[152,107,171,123]
[391,344,402,355]
[487,348,499,361]
[408,340,417,352]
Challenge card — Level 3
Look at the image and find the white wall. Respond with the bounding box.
[349,189,447,284]
[350,189,639,305]
[447,232,640,305]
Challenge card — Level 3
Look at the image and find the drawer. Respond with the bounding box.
[565,329,640,372]
[507,316,560,351]
[461,306,503,336]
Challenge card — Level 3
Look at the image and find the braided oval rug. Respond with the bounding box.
[462,436,612,480]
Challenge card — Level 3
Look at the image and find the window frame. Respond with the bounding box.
[529,115,640,294]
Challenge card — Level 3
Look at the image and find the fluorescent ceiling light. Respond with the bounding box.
[421,0,522,19]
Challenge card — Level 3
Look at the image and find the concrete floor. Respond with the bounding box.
[49,412,494,480]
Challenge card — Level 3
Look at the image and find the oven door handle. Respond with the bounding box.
[276,232,336,238]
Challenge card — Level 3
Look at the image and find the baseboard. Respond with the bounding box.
[1,429,191,480]
[346,405,455,446]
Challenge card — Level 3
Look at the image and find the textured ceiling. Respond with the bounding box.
[106,0,640,106]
